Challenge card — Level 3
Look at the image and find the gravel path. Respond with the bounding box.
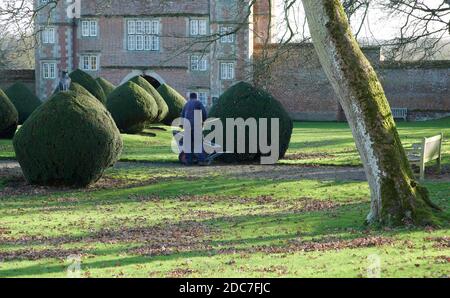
[1,160,367,182]
[0,161,22,177]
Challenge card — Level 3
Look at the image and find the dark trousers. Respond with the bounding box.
[186,130,206,165]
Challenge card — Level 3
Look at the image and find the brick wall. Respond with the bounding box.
[255,44,450,121]
[0,70,36,95]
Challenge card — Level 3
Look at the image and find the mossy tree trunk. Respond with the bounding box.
[302,0,440,226]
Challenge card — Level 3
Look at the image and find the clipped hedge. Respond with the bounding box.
[209,82,293,163]
[13,91,123,187]
[69,69,106,104]
[69,82,97,100]
[0,89,18,139]
[129,76,168,123]
[106,81,158,134]
[96,77,116,98]
[5,82,41,124]
[157,84,186,125]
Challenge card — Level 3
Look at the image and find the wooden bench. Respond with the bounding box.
[408,133,444,181]
[392,108,408,121]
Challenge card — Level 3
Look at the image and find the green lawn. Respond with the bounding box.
[284,118,450,166]
[0,120,449,278]
[3,119,449,165]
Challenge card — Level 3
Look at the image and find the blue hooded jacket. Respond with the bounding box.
[181,99,208,126]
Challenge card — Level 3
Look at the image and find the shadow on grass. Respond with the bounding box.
[1,175,447,218]
[137,132,157,138]
[0,209,370,277]
[288,138,356,151]
[0,177,284,211]
[1,199,448,277]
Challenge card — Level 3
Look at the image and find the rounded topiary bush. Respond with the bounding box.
[0,89,18,139]
[13,91,123,187]
[209,82,293,163]
[96,77,116,98]
[106,81,158,134]
[157,84,186,125]
[5,82,41,124]
[129,76,168,123]
[70,82,97,100]
[69,69,106,104]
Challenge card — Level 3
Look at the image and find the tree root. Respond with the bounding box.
[416,184,442,211]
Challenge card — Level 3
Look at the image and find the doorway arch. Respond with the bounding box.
[142,75,161,89]
[120,70,166,88]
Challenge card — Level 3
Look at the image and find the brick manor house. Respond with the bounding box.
[35,0,450,121]
[35,0,275,107]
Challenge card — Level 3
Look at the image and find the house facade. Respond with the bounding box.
[35,0,274,106]
[35,0,450,121]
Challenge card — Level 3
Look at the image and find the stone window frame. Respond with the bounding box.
[189,18,208,36]
[219,26,235,44]
[198,91,209,107]
[41,26,56,44]
[79,54,99,71]
[81,19,98,37]
[188,90,210,107]
[126,18,160,52]
[42,61,57,79]
[190,54,208,72]
[220,61,235,80]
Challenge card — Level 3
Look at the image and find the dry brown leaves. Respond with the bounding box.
[283,152,336,161]
[0,221,213,260]
[255,265,289,275]
[0,248,84,261]
[127,222,213,257]
[167,268,199,278]
[216,236,394,255]
[425,236,450,249]
[0,175,130,197]
[0,172,186,198]
[434,256,450,263]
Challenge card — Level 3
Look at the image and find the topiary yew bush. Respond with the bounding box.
[69,69,106,104]
[209,81,293,163]
[0,89,18,139]
[106,81,158,134]
[157,83,186,125]
[129,76,169,123]
[96,77,116,98]
[5,82,41,124]
[13,91,123,187]
[70,82,97,100]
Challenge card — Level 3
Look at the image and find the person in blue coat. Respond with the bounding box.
[180,93,208,165]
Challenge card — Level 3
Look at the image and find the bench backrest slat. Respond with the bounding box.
[422,133,443,163]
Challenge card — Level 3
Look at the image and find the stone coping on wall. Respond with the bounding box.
[255,43,450,69]
[379,60,450,69]
[254,42,381,50]
[0,69,35,82]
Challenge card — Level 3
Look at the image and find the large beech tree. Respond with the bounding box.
[301,0,441,226]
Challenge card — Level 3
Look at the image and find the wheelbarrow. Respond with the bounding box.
[172,129,225,165]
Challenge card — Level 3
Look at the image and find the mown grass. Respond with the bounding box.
[284,118,450,166]
[0,120,448,278]
[2,119,449,165]
[0,175,448,278]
